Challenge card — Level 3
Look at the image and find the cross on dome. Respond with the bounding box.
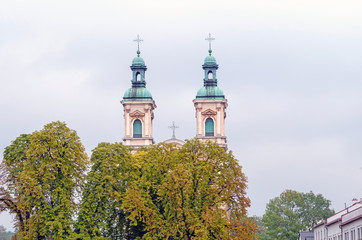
[133,34,143,57]
[168,121,179,139]
[205,33,215,55]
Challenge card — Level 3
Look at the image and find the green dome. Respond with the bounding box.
[123,87,152,101]
[132,57,145,66]
[204,55,217,66]
[196,86,225,99]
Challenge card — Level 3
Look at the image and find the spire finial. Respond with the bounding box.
[168,121,179,139]
[205,33,215,56]
[133,34,143,57]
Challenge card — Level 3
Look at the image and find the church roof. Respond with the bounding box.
[196,86,225,99]
[203,50,217,67]
[123,87,153,101]
[123,38,153,101]
[196,45,225,99]
[164,138,185,147]
[132,55,145,66]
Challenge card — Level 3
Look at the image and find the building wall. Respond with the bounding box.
[314,224,327,240]
[193,98,227,149]
[341,207,362,240]
[314,202,362,240]
[327,222,342,240]
[121,100,156,147]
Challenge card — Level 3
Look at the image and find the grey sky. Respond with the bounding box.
[1,0,362,231]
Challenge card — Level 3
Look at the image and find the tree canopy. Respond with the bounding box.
[0,121,89,239]
[260,189,334,240]
[1,123,255,239]
[75,142,142,240]
[122,140,256,239]
[76,140,256,239]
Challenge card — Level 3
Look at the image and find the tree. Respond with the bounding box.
[76,142,144,240]
[122,140,257,239]
[0,121,89,239]
[261,189,334,240]
[300,191,335,231]
[252,216,267,240]
[0,134,32,235]
[2,132,256,239]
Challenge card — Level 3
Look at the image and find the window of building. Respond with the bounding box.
[205,118,214,136]
[136,72,141,82]
[351,229,355,240]
[133,119,142,138]
[208,71,213,80]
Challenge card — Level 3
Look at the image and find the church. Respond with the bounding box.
[120,35,228,151]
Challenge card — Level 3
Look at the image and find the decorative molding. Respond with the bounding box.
[201,109,217,116]
[130,110,145,118]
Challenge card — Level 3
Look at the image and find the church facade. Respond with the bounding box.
[121,35,228,151]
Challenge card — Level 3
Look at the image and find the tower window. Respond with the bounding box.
[136,72,141,82]
[205,118,214,136]
[133,119,142,138]
[208,71,213,80]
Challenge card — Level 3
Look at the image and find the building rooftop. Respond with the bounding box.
[299,231,314,240]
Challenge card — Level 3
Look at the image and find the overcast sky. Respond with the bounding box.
[1,0,362,231]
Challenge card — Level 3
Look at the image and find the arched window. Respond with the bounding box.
[136,72,141,82]
[133,119,142,138]
[208,71,213,80]
[205,118,214,136]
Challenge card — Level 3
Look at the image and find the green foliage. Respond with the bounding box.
[252,216,267,240]
[2,127,255,239]
[3,134,30,182]
[1,121,89,239]
[122,140,256,239]
[76,142,144,240]
[76,140,256,239]
[261,189,334,240]
[300,191,335,231]
[1,134,32,234]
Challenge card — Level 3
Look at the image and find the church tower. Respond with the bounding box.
[193,34,228,150]
[121,35,156,149]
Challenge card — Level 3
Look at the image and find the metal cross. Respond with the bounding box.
[205,33,215,51]
[133,34,143,52]
[168,121,179,139]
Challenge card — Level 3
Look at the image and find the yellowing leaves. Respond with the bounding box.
[1,124,256,240]
[1,121,89,240]
[121,139,256,240]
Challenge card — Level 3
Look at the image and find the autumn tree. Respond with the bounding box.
[75,142,144,239]
[2,130,255,239]
[0,121,89,239]
[122,140,257,239]
[261,189,334,240]
[0,134,31,235]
